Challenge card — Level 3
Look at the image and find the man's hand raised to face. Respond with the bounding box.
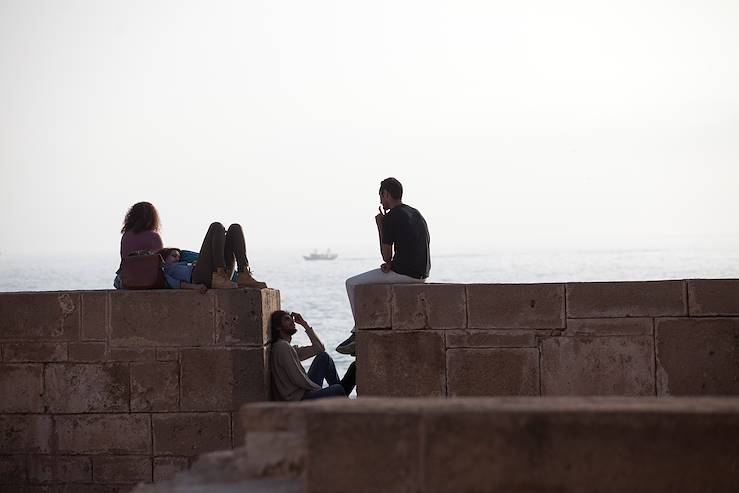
[292,312,309,329]
[375,206,386,226]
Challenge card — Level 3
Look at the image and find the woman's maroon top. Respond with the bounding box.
[120,230,163,258]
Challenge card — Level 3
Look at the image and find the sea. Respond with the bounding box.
[2,248,739,381]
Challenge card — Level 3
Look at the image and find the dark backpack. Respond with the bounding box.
[120,251,166,290]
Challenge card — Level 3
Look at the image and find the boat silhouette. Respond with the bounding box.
[303,249,338,261]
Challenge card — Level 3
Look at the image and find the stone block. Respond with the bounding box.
[152,413,231,456]
[467,284,565,329]
[567,280,686,318]
[153,457,190,482]
[44,363,129,413]
[0,364,44,412]
[541,336,655,395]
[108,348,155,362]
[68,342,107,361]
[354,284,391,329]
[92,456,151,483]
[447,348,540,396]
[215,288,278,346]
[391,284,466,330]
[0,292,80,340]
[131,362,179,412]
[81,291,108,340]
[55,414,151,454]
[656,318,739,395]
[306,411,421,493]
[688,279,739,316]
[109,290,214,347]
[0,415,52,453]
[445,330,537,348]
[564,318,653,337]
[180,348,268,411]
[357,330,445,396]
[156,349,179,361]
[0,455,26,483]
[2,343,67,362]
[27,455,92,483]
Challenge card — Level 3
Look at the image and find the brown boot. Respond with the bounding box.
[211,270,237,289]
[236,270,267,289]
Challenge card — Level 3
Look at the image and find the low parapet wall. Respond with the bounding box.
[0,288,279,491]
[355,279,739,397]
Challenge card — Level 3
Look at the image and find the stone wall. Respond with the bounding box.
[355,279,739,397]
[0,288,279,491]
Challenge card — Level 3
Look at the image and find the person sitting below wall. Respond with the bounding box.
[270,310,356,401]
[159,222,267,290]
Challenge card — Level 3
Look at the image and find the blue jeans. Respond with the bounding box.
[302,352,356,400]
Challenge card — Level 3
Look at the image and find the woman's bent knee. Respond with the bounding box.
[209,222,225,232]
[227,223,243,233]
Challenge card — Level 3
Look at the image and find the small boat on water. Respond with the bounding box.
[303,249,338,261]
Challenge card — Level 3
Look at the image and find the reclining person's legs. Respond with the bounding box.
[192,222,235,289]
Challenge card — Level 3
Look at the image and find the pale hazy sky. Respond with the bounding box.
[1,0,738,258]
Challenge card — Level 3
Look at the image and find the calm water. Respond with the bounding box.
[2,249,739,379]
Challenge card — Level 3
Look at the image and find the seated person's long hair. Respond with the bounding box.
[269,310,290,344]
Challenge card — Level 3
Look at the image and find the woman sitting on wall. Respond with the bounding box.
[114,202,164,288]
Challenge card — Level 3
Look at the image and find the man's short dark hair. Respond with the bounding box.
[379,177,403,200]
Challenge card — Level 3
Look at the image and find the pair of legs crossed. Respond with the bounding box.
[302,352,356,400]
[191,222,263,288]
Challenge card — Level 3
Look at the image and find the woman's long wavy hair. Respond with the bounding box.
[121,202,161,234]
[269,310,290,344]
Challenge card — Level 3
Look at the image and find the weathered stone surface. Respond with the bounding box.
[153,456,189,482]
[567,280,686,318]
[564,318,653,337]
[445,330,537,348]
[93,456,151,483]
[656,318,739,395]
[688,279,739,316]
[156,349,179,361]
[354,284,391,329]
[108,347,156,362]
[68,342,107,361]
[447,348,540,396]
[27,455,92,483]
[131,362,179,412]
[0,292,79,340]
[0,455,26,483]
[0,364,44,412]
[180,348,267,411]
[541,336,655,395]
[110,291,214,347]
[2,342,67,362]
[44,363,130,413]
[392,284,466,330]
[357,330,445,396]
[81,291,108,341]
[215,288,278,346]
[153,413,231,456]
[0,415,53,453]
[467,284,565,329]
[55,414,151,454]
[306,411,421,493]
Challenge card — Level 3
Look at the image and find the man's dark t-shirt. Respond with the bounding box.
[382,204,430,279]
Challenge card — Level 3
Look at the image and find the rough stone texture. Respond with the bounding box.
[2,342,67,362]
[541,336,655,395]
[353,284,392,329]
[68,342,107,361]
[564,318,653,337]
[215,288,278,346]
[156,349,179,361]
[656,318,739,395]
[0,455,26,483]
[306,411,421,493]
[153,413,231,457]
[567,280,687,318]
[688,279,739,316]
[0,292,79,340]
[27,455,92,484]
[109,347,156,362]
[0,415,52,453]
[392,284,466,330]
[131,362,180,412]
[445,329,537,348]
[153,457,190,482]
[44,363,130,413]
[467,283,565,328]
[447,348,540,396]
[0,364,44,412]
[110,290,215,347]
[180,348,268,411]
[93,455,152,483]
[55,414,151,454]
[357,330,445,396]
[81,291,108,340]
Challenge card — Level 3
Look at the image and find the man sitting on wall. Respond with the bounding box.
[336,177,431,355]
[270,310,356,401]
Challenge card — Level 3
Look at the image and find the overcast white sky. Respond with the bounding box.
[1,0,738,258]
